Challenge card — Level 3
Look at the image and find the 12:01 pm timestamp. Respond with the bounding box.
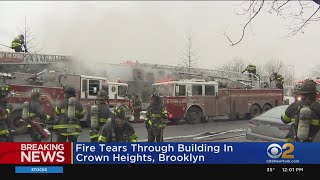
[282,167,304,173]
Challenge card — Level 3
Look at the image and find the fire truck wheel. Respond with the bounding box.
[8,109,27,135]
[262,104,272,113]
[250,105,261,118]
[186,107,203,124]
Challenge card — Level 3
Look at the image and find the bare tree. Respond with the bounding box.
[12,16,44,73]
[218,57,246,72]
[224,0,320,46]
[312,64,320,77]
[264,58,285,75]
[178,29,200,77]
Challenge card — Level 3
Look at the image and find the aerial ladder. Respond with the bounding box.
[126,61,264,88]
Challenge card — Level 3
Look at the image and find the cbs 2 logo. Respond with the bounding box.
[267,143,294,159]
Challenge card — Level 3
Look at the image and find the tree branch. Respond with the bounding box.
[224,0,265,46]
[287,5,320,37]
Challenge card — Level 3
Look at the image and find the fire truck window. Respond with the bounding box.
[176,85,186,96]
[192,85,202,95]
[82,79,88,92]
[205,85,215,96]
[89,80,100,96]
[118,85,128,97]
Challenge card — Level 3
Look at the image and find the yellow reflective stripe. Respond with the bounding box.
[98,135,107,142]
[286,138,294,143]
[90,134,99,139]
[150,114,161,118]
[55,107,60,114]
[282,113,291,123]
[128,134,138,142]
[61,109,66,113]
[144,117,148,121]
[311,119,320,126]
[147,120,165,127]
[290,119,320,126]
[27,124,31,127]
[61,132,80,136]
[99,118,108,122]
[29,113,36,117]
[0,129,9,135]
[53,124,81,129]
[6,109,10,115]
[76,110,85,115]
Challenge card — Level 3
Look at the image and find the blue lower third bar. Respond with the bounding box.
[15,166,63,174]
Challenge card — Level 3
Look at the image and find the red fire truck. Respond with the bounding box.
[152,79,283,124]
[4,71,129,134]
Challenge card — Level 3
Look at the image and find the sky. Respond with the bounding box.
[0,1,319,79]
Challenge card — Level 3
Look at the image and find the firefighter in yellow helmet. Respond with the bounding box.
[281,79,320,142]
[11,34,28,53]
[89,90,112,142]
[25,88,51,142]
[242,64,259,80]
[53,85,85,142]
[98,104,137,142]
[0,84,13,142]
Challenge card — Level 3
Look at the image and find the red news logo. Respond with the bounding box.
[21,143,65,163]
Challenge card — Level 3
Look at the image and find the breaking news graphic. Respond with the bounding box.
[0,142,320,175]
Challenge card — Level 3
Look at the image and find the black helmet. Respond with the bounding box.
[151,92,160,102]
[297,79,318,94]
[0,84,10,97]
[96,90,108,100]
[31,88,41,98]
[64,85,75,93]
[63,85,76,97]
[113,104,131,121]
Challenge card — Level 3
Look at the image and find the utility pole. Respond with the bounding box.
[24,15,27,53]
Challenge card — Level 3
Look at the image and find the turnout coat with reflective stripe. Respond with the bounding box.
[53,98,85,136]
[281,100,320,140]
[98,118,137,142]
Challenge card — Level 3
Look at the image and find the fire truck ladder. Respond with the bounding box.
[0,51,71,65]
[136,62,258,83]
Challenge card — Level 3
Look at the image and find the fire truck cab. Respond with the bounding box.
[6,72,129,134]
[152,79,283,124]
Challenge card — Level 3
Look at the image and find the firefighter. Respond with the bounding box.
[271,72,284,89]
[98,104,137,142]
[53,85,85,142]
[26,88,51,142]
[11,34,28,53]
[89,90,112,142]
[133,95,142,122]
[242,64,258,80]
[281,79,320,142]
[0,84,13,142]
[145,93,168,142]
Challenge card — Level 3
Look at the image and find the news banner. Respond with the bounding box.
[0,142,319,175]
